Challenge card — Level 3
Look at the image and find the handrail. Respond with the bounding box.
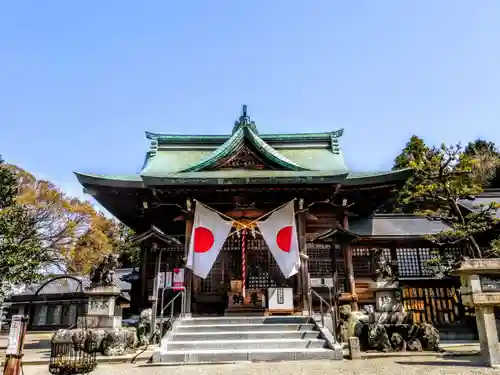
[158,288,185,339]
[308,285,338,343]
[309,288,331,308]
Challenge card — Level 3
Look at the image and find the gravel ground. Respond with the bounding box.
[19,355,500,375]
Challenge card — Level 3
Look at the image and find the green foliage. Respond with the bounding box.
[393,141,500,277]
[115,222,140,268]
[0,156,47,300]
[0,156,17,208]
[464,139,500,186]
[393,135,430,170]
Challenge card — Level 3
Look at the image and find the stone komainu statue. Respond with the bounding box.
[373,248,393,281]
[89,254,120,285]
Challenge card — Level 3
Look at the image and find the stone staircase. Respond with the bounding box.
[153,315,343,364]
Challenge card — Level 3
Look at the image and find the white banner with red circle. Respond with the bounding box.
[256,201,300,278]
[186,202,234,279]
[186,200,300,280]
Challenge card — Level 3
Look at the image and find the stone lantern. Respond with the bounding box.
[452,259,500,367]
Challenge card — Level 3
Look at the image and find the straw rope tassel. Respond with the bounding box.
[193,198,297,238]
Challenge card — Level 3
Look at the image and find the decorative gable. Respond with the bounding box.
[179,106,309,173]
[209,144,275,170]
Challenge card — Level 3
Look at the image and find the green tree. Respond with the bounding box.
[393,135,430,170]
[0,156,17,208]
[7,165,135,274]
[391,135,436,213]
[464,139,500,186]
[0,156,49,300]
[394,141,500,278]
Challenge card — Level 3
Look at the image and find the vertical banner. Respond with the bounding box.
[165,271,173,288]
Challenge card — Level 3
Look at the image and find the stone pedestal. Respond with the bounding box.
[452,259,500,368]
[368,280,401,312]
[81,284,122,329]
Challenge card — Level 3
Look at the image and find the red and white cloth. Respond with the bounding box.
[186,202,234,279]
[257,201,301,278]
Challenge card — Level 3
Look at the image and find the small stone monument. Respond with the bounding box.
[81,254,123,329]
[368,249,402,313]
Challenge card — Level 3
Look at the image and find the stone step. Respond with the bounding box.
[171,330,320,341]
[158,348,339,363]
[440,331,478,341]
[163,338,326,350]
[177,323,315,333]
[224,307,266,316]
[182,316,310,325]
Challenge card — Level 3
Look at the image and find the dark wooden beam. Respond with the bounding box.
[183,199,194,316]
[296,198,309,313]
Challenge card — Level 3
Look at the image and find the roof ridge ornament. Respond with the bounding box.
[232,104,259,135]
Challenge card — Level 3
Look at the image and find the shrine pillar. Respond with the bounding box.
[297,199,310,314]
[341,204,358,311]
[150,243,163,331]
[183,199,193,317]
[140,246,148,309]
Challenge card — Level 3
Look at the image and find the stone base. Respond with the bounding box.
[84,284,121,296]
[79,315,122,329]
[368,280,399,291]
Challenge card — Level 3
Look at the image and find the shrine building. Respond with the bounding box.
[73,106,477,339]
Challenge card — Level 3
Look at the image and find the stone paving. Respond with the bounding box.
[19,355,500,375]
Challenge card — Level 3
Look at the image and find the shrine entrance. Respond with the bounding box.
[193,234,295,315]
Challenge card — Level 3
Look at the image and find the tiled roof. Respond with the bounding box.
[15,268,134,296]
[458,190,500,219]
[349,214,450,238]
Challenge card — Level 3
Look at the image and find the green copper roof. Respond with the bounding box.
[145,129,343,144]
[75,106,411,189]
[141,107,347,175]
[178,126,307,172]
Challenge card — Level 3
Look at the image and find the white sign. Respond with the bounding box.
[323,278,334,287]
[173,269,185,291]
[268,287,293,312]
[157,272,165,288]
[157,272,173,289]
[6,315,23,355]
[309,278,323,287]
[165,272,172,288]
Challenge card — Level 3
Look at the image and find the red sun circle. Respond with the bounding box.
[193,227,215,253]
[276,226,293,252]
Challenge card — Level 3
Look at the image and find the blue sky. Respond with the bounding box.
[1,1,499,204]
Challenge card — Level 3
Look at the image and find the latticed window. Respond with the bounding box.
[307,243,333,278]
[397,247,421,277]
[199,233,290,293]
[352,247,374,276]
[307,243,345,291]
[396,247,455,277]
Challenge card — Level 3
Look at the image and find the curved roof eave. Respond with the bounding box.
[343,168,412,186]
[179,127,309,173]
[74,172,144,188]
[309,225,359,243]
